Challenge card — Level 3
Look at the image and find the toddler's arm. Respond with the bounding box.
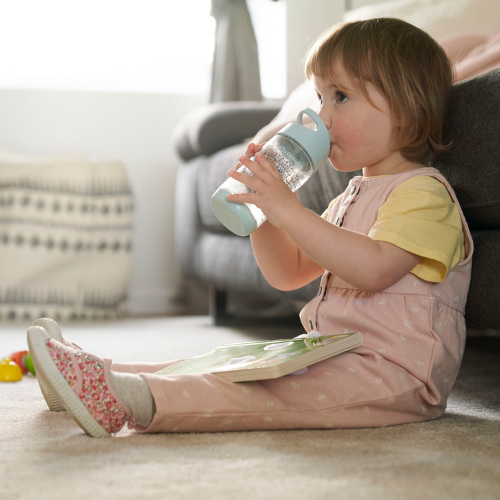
[280,208,422,293]
[250,219,324,290]
[238,143,324,290]
[231,146,421,293]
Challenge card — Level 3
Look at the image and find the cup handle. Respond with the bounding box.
[297,108,323,132]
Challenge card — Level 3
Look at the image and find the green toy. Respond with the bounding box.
[10,350,36,375]
[25,353,35,375]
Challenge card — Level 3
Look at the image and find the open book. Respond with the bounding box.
[154,332,363,382]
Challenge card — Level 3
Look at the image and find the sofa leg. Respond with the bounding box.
[208,285,302,328]
[209,286,229,326]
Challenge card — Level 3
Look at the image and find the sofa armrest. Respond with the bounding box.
[171,100,283,161]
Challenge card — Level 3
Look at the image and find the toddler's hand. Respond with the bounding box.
[226,149,304,229]
[232,141,298,199]
[233,142,266,170]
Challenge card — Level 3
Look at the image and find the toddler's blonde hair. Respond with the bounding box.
[304,18,455,163]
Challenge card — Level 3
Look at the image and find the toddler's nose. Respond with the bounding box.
[318,109,331,129]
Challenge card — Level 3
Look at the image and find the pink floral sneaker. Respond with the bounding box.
[27,325,135,438]
[30,318,83,412]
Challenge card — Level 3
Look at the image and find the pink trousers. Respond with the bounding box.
[111,345,444,433]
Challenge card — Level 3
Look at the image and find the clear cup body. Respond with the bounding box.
[216,134,314,230]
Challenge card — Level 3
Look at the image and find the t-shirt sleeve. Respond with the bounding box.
[321,194,342,221]
[367,176,465,282]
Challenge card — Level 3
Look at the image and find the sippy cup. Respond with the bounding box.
[210,108,330,237]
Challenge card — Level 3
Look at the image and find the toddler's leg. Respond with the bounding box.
[28,317,183,413]
[28,320,436,436]
[27,325,157,437]
[108,371,155,428]
[111,360,184,374]
[137,346,433,433]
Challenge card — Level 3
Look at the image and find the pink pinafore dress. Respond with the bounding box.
[113,167,474,433]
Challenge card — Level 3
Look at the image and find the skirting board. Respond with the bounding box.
[127,286,186,316]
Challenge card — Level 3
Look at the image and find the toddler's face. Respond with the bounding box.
[312,62,407,176]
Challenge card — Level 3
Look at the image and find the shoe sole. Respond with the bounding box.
[27,326,111,438]
[30,318,66,412]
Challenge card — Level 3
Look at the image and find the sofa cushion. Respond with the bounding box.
[172,101,282,161]
[431,69,500,230]
[465,230,500,329]
[0,150,134,322]
[342,0,500,40]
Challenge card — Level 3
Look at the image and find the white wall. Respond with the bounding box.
[285,0,384,94]
[285,0,345,94]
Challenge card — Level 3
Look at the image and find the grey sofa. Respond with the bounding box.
[173,69,500,330]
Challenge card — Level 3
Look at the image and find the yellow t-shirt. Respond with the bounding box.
[321,176,465,282]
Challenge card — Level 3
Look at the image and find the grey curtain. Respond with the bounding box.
[210,0,262,102]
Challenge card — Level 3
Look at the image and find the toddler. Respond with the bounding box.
[28,18,473,438]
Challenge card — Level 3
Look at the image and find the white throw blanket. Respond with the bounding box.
[0,150,134,322]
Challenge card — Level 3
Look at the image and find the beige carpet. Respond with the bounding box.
[1,316,500,500]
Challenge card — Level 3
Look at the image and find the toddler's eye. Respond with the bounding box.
[337,92,348,104]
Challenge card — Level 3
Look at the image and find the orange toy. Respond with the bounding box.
[10,350,36,375]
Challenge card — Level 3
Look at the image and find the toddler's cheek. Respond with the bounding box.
[336,129,363,152]
[335,119,361,145]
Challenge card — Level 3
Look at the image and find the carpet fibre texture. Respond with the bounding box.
[1,316,500,500]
